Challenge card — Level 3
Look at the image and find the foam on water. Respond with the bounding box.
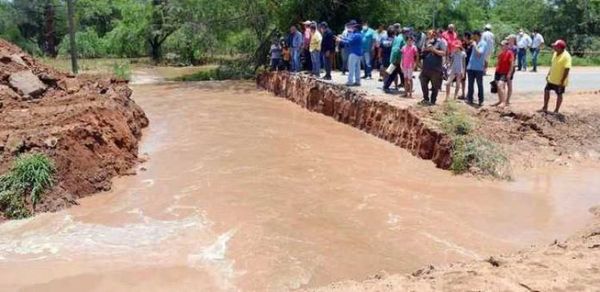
[188,229,238,290]
[0,211,209,262]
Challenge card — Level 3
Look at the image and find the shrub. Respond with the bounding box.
[58,29,108,58]
[451,136,510,179]
[174,62,254,81]
[112,61,131,80]
[0,153,55,218]
[436,102,510,179]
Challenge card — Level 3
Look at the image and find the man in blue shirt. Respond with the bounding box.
[361,21,376,79]
[466,30,487,106]
[338,21,363,86]
[289,25,303,72]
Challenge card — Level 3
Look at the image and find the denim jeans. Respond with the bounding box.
[467,69,484,105]
[310,51,321,77]
[419,69,443,104]
[347,53,361,85]
[362,50,372,77]
[530,48,540,71]
[341,48,349,72]
[517,48,527,71]
[291,48,301,72]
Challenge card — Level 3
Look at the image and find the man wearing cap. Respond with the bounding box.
[542,40,571,113]
[516,29,532,71]
[319,22,335,80]
[481,24,495,74]
[337,21,363,86]
[530,29,545,72]
[308,23,322,78]
[289,25,303,72]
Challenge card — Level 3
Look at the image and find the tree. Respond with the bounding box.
[66,0,78,73]
[147,0,183,63]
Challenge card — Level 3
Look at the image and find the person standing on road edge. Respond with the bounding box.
[517,29,532,71]
[419,30,447,105]
[541,40,571,113]
[361,21,376,79]
[506,34,519,105]
[383,27,406,93]
[269,38,282,71]
[446,41,466,101]
[289,25,303,72]
[460,32,473,100]
[530,29,545,72]
[337,21,363,86]
[319,22,335,80]
[481,24,495,75]
[466,30,487,106]
[379,26,395,84]
[339,25,350,75]
[401,35,418,98]
[302,20,313,72]
[309,23,322,78]
[491,40,515,108]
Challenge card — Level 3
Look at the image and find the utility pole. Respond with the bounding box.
[66,0,78,74]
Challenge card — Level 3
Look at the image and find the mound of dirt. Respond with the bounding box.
[308,206,600,291]
[0,39,148,218]
[473,107,600,170]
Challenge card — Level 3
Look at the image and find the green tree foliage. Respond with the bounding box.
[0,0,599,62]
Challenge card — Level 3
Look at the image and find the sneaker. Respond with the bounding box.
[353,82,361,86]
[366,76,372,80]
[323,76,332,80]
[418,100,430,106]
[345,82,354,86]
[361,76,368,79]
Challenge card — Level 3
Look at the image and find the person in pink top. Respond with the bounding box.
[442,24,458,55]
[401,35,419,98]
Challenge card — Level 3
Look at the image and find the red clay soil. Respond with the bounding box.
[0,39,148,218]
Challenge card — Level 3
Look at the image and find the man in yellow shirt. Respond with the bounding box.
[309,23,323,78]
[542,39,571,113]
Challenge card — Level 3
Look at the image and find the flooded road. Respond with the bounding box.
[0,81,599,291]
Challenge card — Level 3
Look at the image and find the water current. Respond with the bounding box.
[0,81,599,291]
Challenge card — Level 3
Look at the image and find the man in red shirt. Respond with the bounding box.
[492,40,515,108]
[442,24,458,55]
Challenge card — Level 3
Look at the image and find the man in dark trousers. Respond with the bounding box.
[419,30,447,105]
[319,22,335,80]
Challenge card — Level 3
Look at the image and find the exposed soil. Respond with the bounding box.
[307,206,600,292]
[0,39,148,218]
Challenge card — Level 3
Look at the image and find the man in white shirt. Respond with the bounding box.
[530,28,545,72]
[481,24,495,74]
[516,29,532,71]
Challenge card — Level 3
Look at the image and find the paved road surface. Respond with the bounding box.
[320,67,600,106]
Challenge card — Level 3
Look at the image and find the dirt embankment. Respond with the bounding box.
[257,71,453,169]
[0,39,148,217]
[307,206,600,291]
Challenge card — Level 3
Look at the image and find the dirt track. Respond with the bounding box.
[0,39,148,217]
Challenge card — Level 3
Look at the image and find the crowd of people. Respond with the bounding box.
[270,20,571,113]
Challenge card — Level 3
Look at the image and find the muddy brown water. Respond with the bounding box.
[0,81,599,291]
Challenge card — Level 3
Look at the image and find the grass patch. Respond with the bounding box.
[0,153,56,219]
[437,101,510,179]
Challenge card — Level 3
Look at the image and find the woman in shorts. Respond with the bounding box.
[446,41,466,101]
[492,40,515,108]
[506,35,518,104]
[401,35,418,98]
